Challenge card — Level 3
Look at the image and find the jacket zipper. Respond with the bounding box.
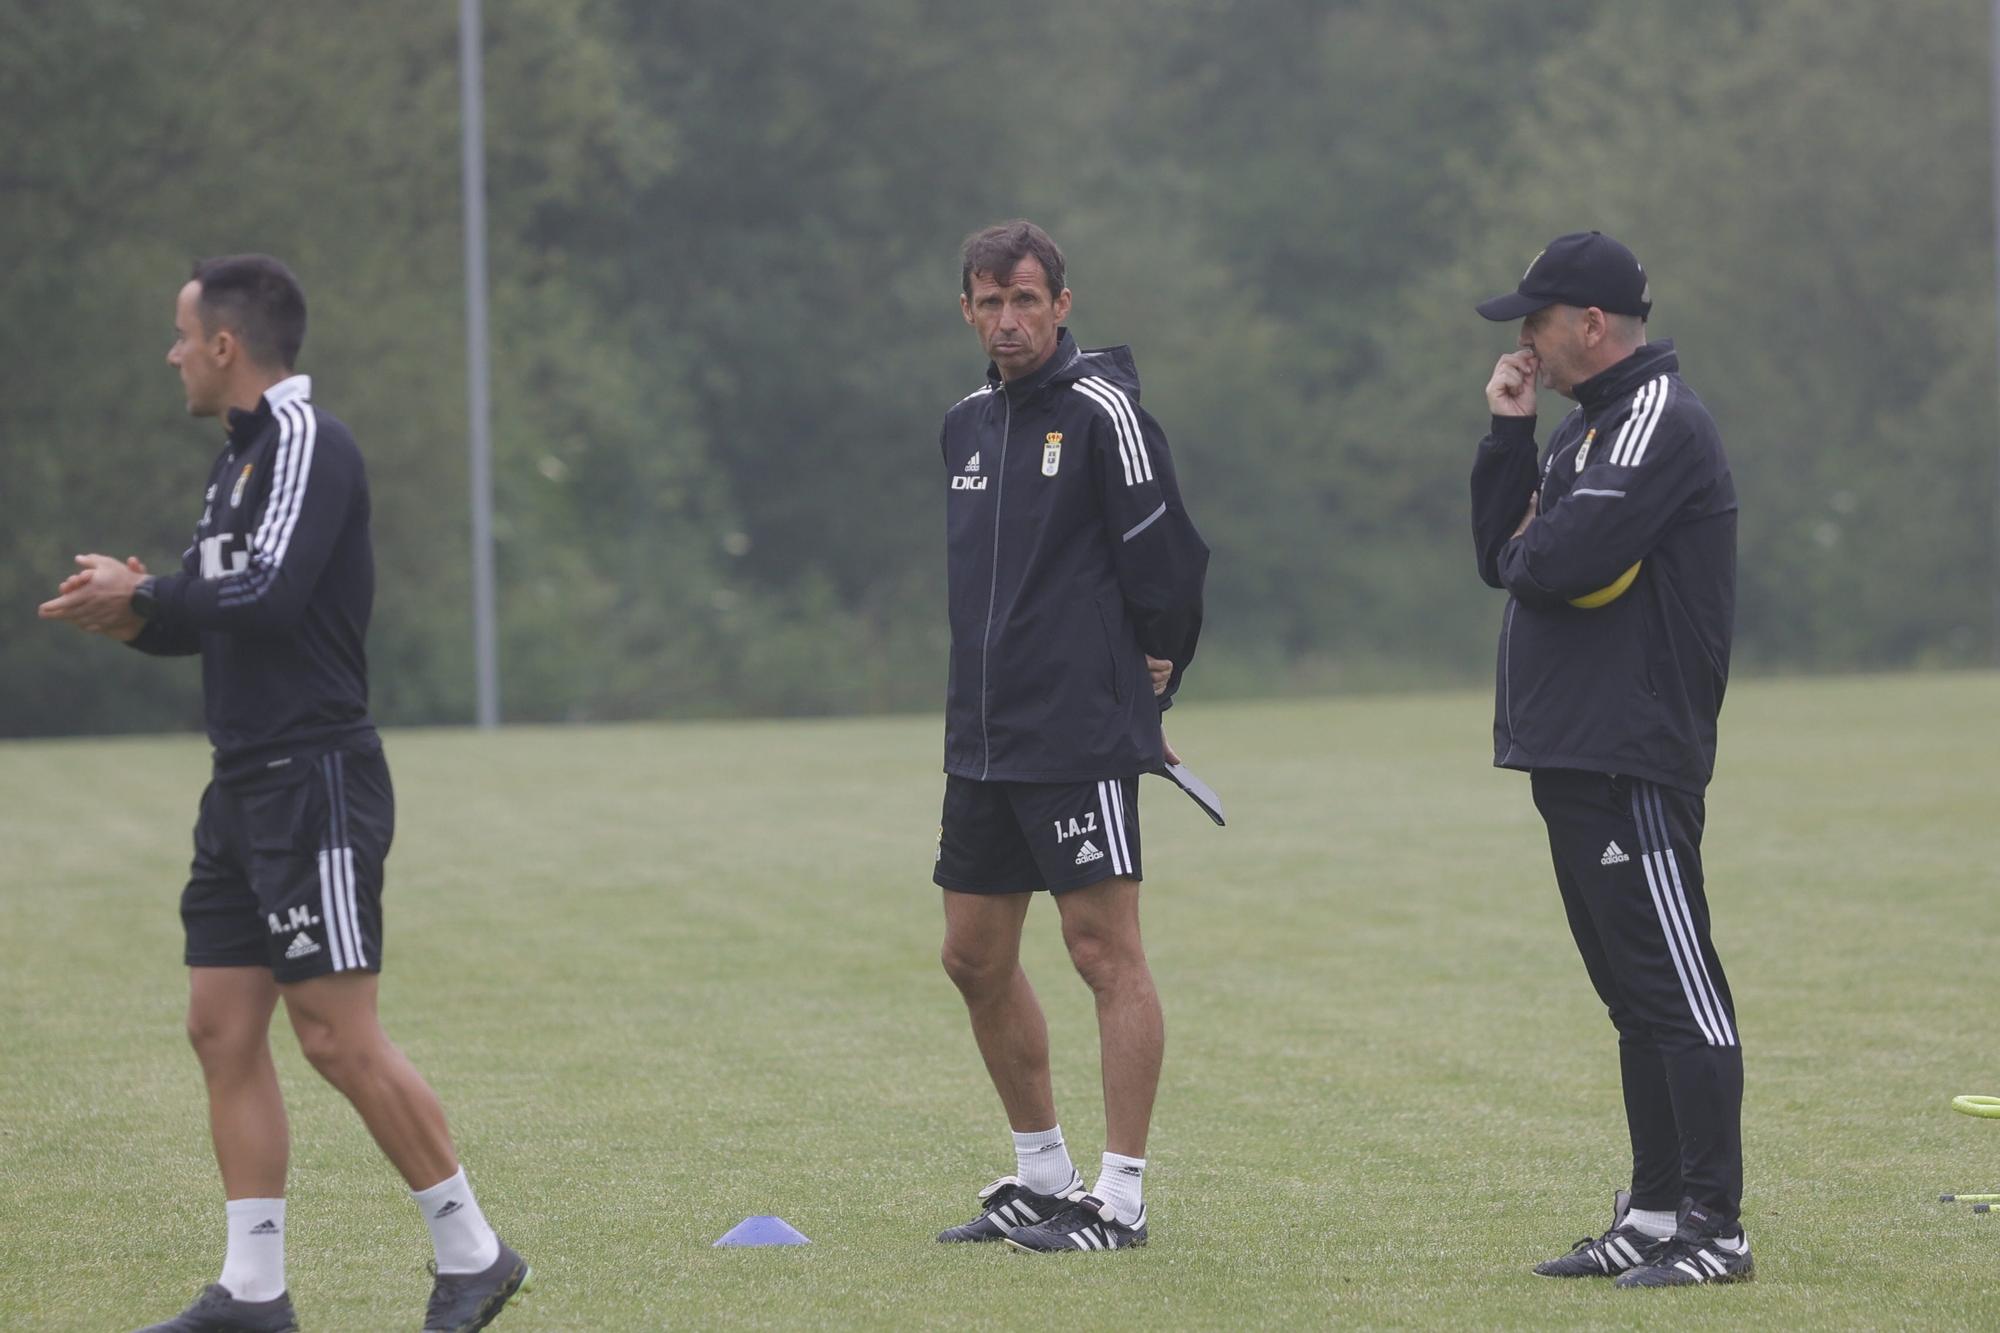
[1499,598,1518,764]
[977,392,1010,779]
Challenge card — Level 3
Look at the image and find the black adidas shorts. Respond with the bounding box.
[182,741,394,982]
[934,774,1141,895]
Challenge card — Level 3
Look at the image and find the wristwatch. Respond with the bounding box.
[129,575,161,621]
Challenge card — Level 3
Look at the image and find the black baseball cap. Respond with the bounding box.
[1476,231,1652,321]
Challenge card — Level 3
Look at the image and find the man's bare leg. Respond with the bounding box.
[279,972,457,1188]
[281,971,513,1288]
[188,967,288,1198]
[1055,875,1161,1225]
[185,967,292,1304]
[939,889,1056,1132]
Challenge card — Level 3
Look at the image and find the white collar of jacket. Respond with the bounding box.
[264,374,313,409]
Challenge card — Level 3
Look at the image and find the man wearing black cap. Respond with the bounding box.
[1469,232,1749,1287]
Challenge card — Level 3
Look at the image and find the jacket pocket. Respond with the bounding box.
[1091,595,1124,703]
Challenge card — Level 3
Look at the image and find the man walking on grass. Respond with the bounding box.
[40,255,531,1331]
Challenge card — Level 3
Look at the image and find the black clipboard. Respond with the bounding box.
[1152,762,1225,826]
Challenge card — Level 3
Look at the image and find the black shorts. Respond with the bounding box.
[933,774,1142,895]
[182,742,394,981]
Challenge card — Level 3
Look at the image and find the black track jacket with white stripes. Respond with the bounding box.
[941,329,1210,783]
[1471,341,1737,794]
[128,375,377,777]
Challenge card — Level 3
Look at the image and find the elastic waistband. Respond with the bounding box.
[213,725,381,786]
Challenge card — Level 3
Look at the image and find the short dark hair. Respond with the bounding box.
[961,220,1065,299]
[189,254,308,370]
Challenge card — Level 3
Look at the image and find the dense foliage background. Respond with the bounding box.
[7,0,1995,735]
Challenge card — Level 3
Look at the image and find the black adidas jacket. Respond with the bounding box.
[1470,341,1736,794]
[941,329,1209,782]
[129,375,378,777]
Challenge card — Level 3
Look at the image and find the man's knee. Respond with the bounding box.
[1061,919,1144,993]
[941,940,1009,997]
[293,1009,384,1084]
[186,1005,267,1071]
[284,980,388,1084]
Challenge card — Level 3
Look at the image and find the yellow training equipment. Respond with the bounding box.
[1569,561,1642,609]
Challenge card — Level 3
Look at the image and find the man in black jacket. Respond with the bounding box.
[931,221,1208,1254]
[1470,231,1748,1287]
[40,256,529,1332]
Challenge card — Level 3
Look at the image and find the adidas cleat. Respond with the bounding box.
[1533,1189,1667,1277]
[134,1284,299,1332]
[1615,1201,1753,1288]
[1002,1192,1147,1253]
[937,1172,1084,1243]
[422,1240,533,1331]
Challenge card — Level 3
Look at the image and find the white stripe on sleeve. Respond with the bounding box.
[1074,381,1137,485]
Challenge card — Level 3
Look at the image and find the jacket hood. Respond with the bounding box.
[987,329,1142,400]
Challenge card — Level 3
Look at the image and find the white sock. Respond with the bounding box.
[218,1197,287,1302]
[1012,1125,1076,1195]
[1716,1231,1749,1253]
[1093,1151,1146,1224]
[1627,1206,1677,1239]
[411,1166,500,1275]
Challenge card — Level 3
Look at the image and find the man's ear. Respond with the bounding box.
[211,327,238,368]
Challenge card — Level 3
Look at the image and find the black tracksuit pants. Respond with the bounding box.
[1530,768,1743,1229]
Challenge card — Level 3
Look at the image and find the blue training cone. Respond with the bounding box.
[714,1215,811,1247]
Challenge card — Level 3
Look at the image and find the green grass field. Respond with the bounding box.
[4,672,1999,1329]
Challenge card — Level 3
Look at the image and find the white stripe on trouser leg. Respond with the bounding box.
[332,755,366,969]
[1098,780,1125,874]
[1645,787,1735,1045]
[322,757,358,972]
[1635,839,1721,1046]
[329,845,355,973]
[1107,778,1132,872]
[1630,787,1724,1044]
[341,848,365,968]
[317,847,348,970]
[1638,784,1734,1045]
[1096,782,1126,875]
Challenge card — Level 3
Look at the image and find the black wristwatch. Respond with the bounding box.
[129,576,161,622]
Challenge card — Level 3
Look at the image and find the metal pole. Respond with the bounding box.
[1991,0,2000,666]
[460,0,499,727]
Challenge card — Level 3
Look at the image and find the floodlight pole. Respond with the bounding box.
[460,0,499,727]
